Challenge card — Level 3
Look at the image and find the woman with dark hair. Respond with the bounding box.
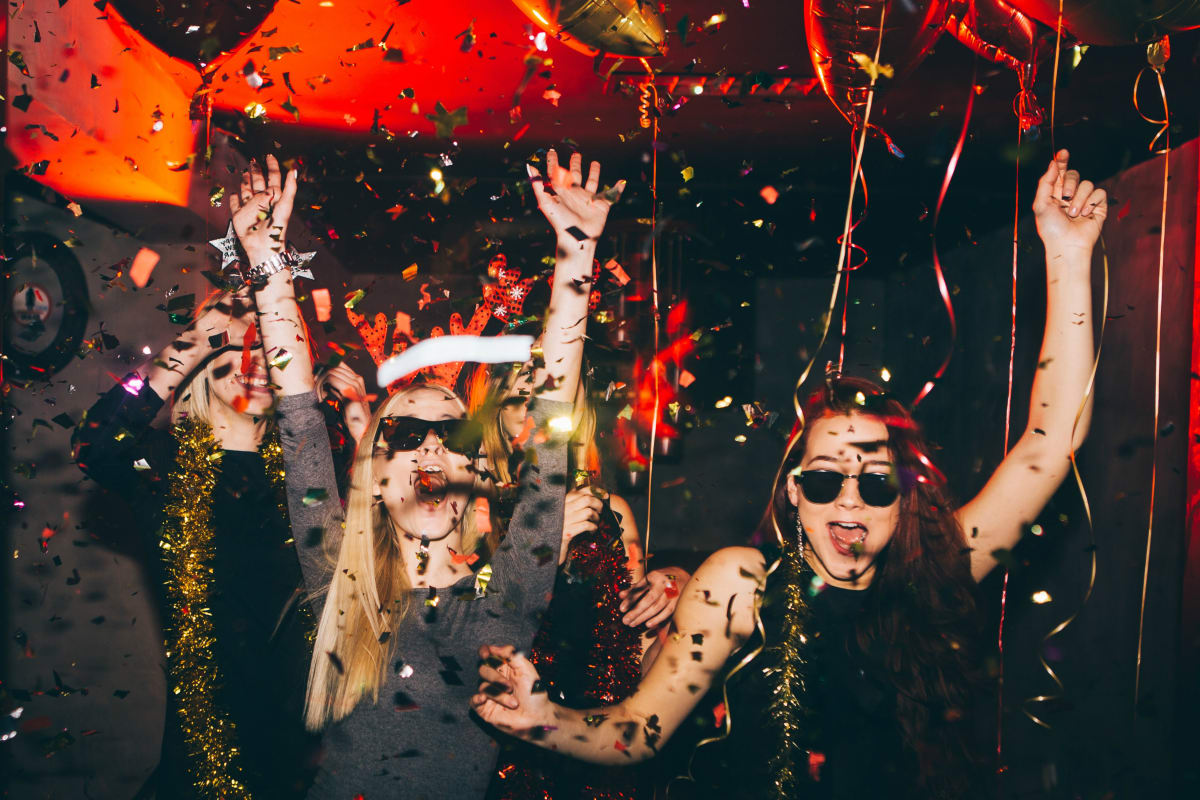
[471,150,1106,798]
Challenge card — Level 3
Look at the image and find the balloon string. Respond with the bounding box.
[1132,55,1170,708]
[1022,236,1108,728]
[912,57,976,408]
[996,106,1024,770]
[791,3,887,421]
[638,56,661,576]
[837,136,871,371]
[1049,0,1063,153]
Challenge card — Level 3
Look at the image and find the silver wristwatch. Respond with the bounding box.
[245,250,300,285]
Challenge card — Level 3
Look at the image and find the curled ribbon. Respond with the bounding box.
[911,57,976,408]
[638,55,662,575]
[790,3,888,426]
[1132,37,1170,708]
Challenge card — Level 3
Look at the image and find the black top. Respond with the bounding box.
[72,382,320,799]
[670,549,917,800]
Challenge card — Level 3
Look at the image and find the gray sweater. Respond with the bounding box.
[275,392,570,799]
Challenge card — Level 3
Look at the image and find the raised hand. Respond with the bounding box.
[471,645,553,735]
[561,488,604,553]
[229,154,300,264]
[527,149,624,242]
[1033,149,1107,252]
[619,567,690,629]
[317,361,373,444]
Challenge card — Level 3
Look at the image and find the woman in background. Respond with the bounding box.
[480,359,690,799]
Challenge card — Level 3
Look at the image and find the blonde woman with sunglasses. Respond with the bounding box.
[280,149,624,797]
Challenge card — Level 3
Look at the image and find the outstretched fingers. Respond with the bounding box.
[527,163,553,211]
[266,154,283,204]
[1035,148,1068,211]
[569,151,584,187]
[585,159,601,194]
[1080,186,1108,220]
[249,159,266,194]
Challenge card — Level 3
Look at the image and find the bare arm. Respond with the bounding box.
[529,149,623,403]
[472,546,764,765]
[144,290,253,401]
[959,150,1107,582]
[231,155,315,399]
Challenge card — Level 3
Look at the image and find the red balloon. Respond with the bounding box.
[806,0,955,128]
[946,0,1048,131]
[1004,0,1200,45]
[946,0,1041,73]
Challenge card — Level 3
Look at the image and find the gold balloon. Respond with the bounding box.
[512,0,667,57]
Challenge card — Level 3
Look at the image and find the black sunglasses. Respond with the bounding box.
[375,416,482,457]
[797,470,900,508]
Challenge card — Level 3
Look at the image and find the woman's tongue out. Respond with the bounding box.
[414,467,449,507]
[828,521,867,556]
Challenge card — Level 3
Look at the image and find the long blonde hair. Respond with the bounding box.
[476,362,597,485]
[304,382,499,730]
[171,359,219,425]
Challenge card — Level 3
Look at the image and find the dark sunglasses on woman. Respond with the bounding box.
[375,416,483,457]
[798,470,900,508]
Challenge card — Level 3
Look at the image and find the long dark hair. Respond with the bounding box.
[758,375,983,797]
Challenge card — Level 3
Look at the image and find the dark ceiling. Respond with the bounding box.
[191,1,1199,277]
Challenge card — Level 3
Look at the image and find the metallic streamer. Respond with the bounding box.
[639,56,661,574]
[790,2,889,424]
[160,421,290,798]
[911,55,975,408]
[1132,39,1171,708]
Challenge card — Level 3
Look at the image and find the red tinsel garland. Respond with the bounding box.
[493,502,644,799]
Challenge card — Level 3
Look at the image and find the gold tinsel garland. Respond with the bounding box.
[682,542,813,799]
[160,420,288,800]
[763,542,813,799]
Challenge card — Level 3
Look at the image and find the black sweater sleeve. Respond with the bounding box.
[71,377,175,507]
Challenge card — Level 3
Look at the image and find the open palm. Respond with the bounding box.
[529,149,624,241]
[229,154,299,263]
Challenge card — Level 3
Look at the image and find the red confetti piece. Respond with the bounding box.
[679,369,696,388]
[603,258,631,286]
[1117,198,1131,220]
[713,701,726,728]
[240,323,257,377]
[311,288,332,322]
[760,185,779,205]
[129,247,159,287]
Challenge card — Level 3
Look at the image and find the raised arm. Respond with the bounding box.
[229,156,340,601]
[231,155,316,400]
[471,546,764,765]
[528,149,623,403]
[958,150,1107,581]
[144,289,255,402]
